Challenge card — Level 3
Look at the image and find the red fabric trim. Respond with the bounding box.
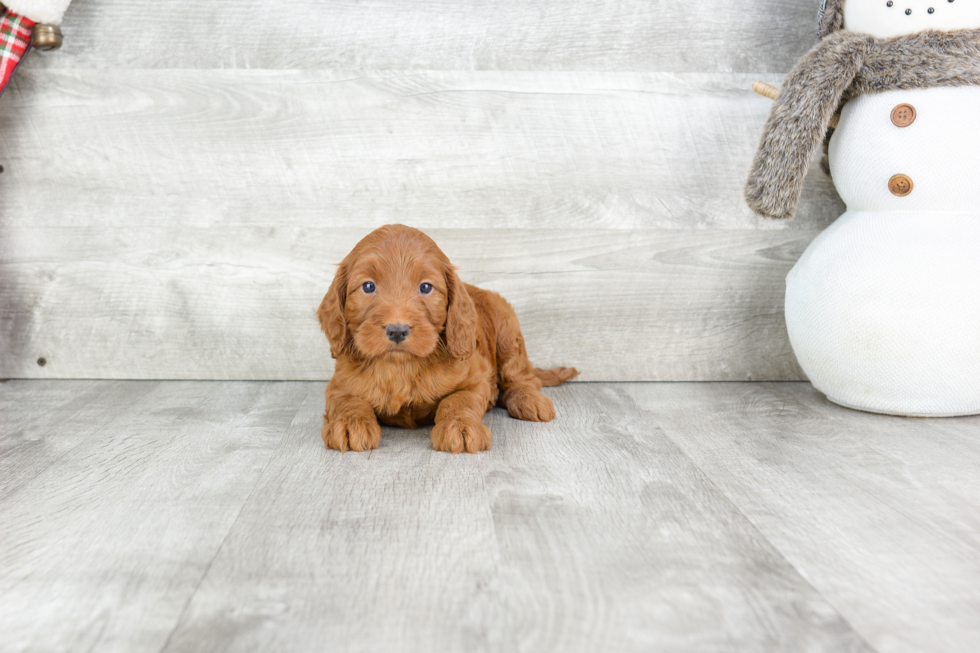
[0,9,36,95]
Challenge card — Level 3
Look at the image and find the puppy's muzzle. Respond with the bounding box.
[385,323,411,344]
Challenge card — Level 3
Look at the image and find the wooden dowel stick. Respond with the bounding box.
[753,80,841,130]
[752,80,780,100]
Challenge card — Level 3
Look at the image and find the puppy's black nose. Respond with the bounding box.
[385,323,410,344]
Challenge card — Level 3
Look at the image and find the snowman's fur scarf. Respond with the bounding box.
[818,0,845,40]
[745,28,980,220]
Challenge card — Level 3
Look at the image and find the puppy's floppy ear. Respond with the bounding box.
[318,261,351,358]
[444,264,478,359]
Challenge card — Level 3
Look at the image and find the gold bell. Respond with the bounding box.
[32,24,63,51]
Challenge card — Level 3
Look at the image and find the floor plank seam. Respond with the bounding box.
[724,506,880,653]
[644,411,882,652]
[154,386,316,653]
[0,381,161,503]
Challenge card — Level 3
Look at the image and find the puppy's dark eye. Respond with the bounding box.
[362,281,376,294]
[419,282,433,295]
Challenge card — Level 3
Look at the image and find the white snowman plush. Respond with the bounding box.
[746,0,980,416]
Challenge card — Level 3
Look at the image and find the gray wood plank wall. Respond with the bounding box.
[0,0,839,381]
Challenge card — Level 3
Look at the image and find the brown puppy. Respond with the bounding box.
[318,224,578,454]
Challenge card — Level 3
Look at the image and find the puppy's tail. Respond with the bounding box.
[533,367,579,387]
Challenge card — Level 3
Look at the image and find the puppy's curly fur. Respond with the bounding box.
[318,224,578,454]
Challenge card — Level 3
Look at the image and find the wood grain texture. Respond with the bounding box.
[23,0,823,73]
[6,381,980,651]
[625,383,980,653]
[0,380,311,653]
[159,382,870,653]
[0,70,842,232]
[0,69,840,381]
[0,380,159,501]
[0,226,812,381]
[0,3,846,382]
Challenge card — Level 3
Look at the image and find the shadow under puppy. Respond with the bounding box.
[318,224,578,454]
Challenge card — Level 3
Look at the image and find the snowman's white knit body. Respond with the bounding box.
[784,2,980,416]
[786,87,980,416]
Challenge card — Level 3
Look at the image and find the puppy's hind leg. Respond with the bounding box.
[494,306,578,423]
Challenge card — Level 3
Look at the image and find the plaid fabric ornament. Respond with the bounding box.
[0,7,35,96]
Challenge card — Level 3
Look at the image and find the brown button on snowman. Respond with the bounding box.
[890,103,915,128]
[746,0,980,416]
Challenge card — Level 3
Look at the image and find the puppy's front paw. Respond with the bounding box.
[431,418,492,454]
[505,387,556,422]
[322,416,382,452]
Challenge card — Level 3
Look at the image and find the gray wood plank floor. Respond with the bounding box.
[2,380,978,653]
